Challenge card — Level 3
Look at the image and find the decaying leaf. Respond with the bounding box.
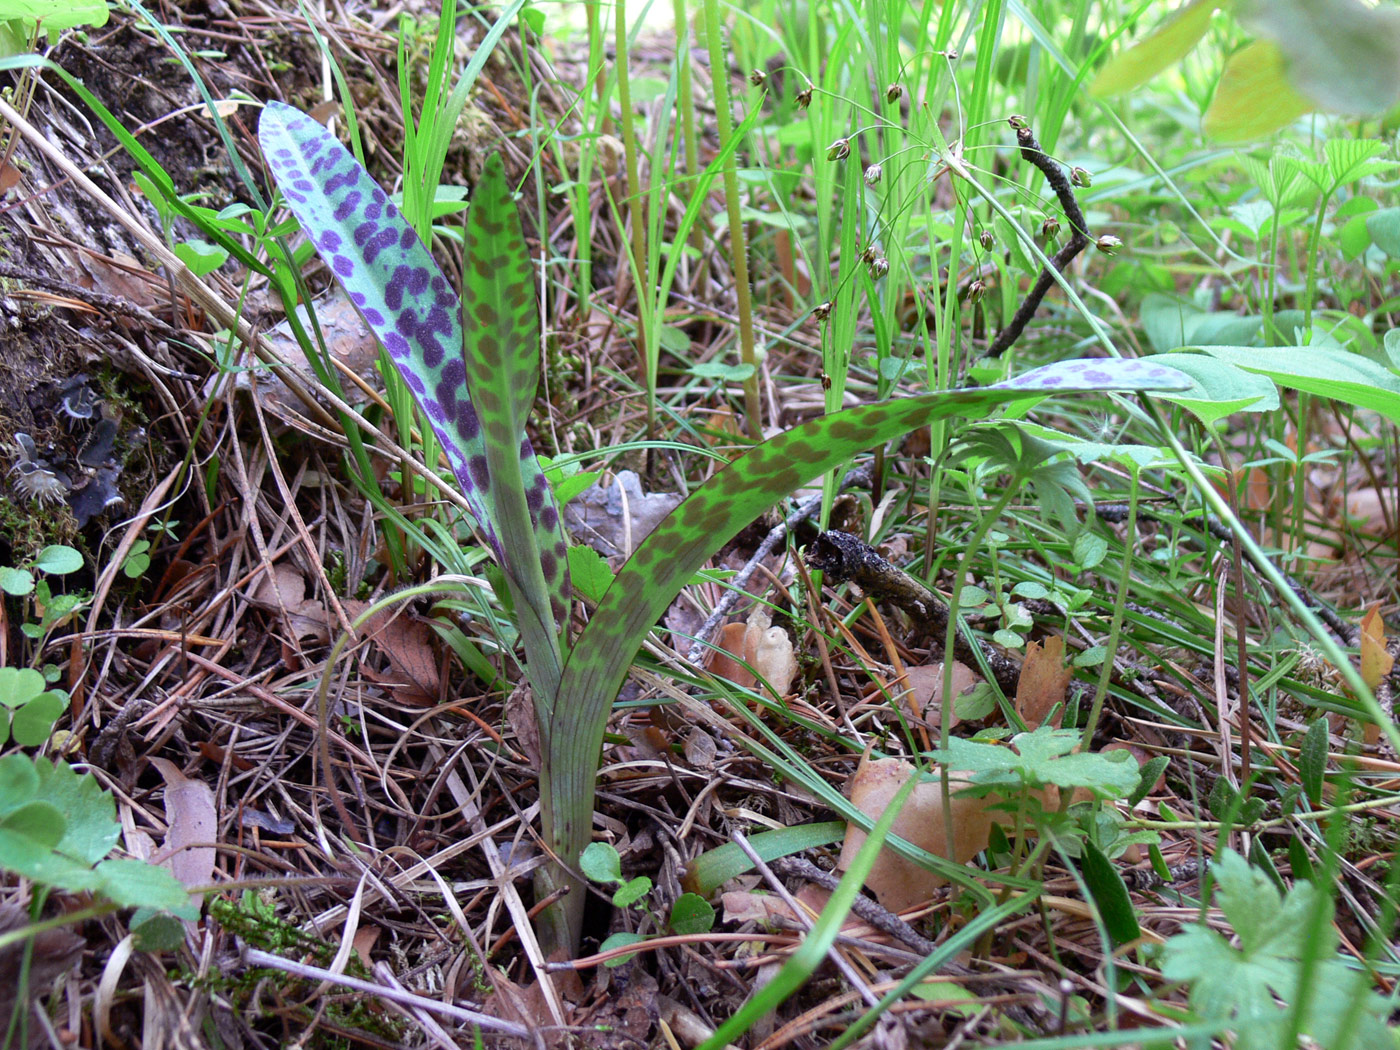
[149,757,217,903]
[1360,604,1394,689]
[1016,636,1071,728]
[705,622,755,690]
[563,469,683,560]
[896,660,979,729]
[838,754,997,913]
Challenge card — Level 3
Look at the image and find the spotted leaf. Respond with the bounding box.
[258,102,565,695]
[461,156,570,663]
[538,357,1189,944]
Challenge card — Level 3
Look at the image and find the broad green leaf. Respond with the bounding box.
[612,875,651,908]
[10,690,63,747]
[928,726,1141,799]
[669,893,716,935]
[173,238,229,277]
[1385,328,1400,370]
[0,0,107,35]
[1079,839,1140,949]
[131,910,188,951]
[0,800,64,848]
[542,358,1190,943]
[94,858,198,917]
[0,667,45,708]
[1298,717,1328,806]
[566,545,613,605]
[681,821,845,896]
[1155,354,1279,426]
[0,566,33,596]
[1091,0,1216,97]
[1240,0,1400,116]
[1177,345,1400,425]
[1365,208,1400,257]
[579,841,622,884]
[1320,138,1394,190]
[599,931,645,966]
[1203,40,1312,142]
[0,826,102,891]
[34,758,120,865]
[33,545,82,575]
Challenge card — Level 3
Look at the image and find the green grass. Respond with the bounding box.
[19,0,1400,1045]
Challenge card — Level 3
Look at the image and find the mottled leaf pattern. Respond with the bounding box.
[258,104,567,688]
[461,157,570,657]
[539,358,1190,939]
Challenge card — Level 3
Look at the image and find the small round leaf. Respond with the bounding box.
[33,546,83,575]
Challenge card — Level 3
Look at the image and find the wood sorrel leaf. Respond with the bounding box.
[538,357,1190,946]
[258,102,567,696]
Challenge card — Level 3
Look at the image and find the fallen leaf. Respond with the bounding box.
[563,469,682,560]
[356,605,441,705]
[839,753,997,913]
[898,661,978,729]
[705,621,755,690]
[351,926,380,968]
[0,903,85,1043]
[149,757,217,904]
[1016,636,1071,728]
[1360,604,1394,689]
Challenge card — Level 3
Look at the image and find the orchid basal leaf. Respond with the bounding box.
[539,356,1190,940]
[461,156,571,651]
[257,103,568,665]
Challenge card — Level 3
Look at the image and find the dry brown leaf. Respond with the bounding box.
[1360,604,1394,690]
[149,757,216,904]
[838,754,997,913]
[356,605,441,705]
[1343,487,1397,535]
[1016,636,1071,728]
[899,661,978,729]
[705,621,755,690]
[505,683,542,766]
[351,926,380,968]
[248,562,329,641]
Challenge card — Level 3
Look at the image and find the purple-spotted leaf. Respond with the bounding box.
[258,102,496,545]
[258,102,566,697]
[538,357,1189,945]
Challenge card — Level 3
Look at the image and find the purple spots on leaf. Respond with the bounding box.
[399,226,418,250]
[404,371,425,395]
[458,401,481,439]
[383,331,409,358]
[292,179,313,193]
[363,308,384,326]
[469,455,490,489]
[320,230,342,252]
[332,189,363,223]
[361,227,397,265]
[407,267,430,297]
[540,505,559,532]
[323,167,357,195]
[332,255,354,277]
[385,267,411,311]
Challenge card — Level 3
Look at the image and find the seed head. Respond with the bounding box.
[968,278,987,304]
[979,229,995,251]
[1071,166,1092,188]
[886,83,903,103]
[1096,234,1123,256]
[1040,215,1060,239]
[749,69,767,87]
[864,163,883,186]
[827,137,851,161]
[813,301,833,322]
[867,254,889,279]
[796,82,814,109]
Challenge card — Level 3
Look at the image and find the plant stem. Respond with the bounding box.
[1080,468,1137,749]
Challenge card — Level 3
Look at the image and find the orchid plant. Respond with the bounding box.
[257,101,1190,954]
